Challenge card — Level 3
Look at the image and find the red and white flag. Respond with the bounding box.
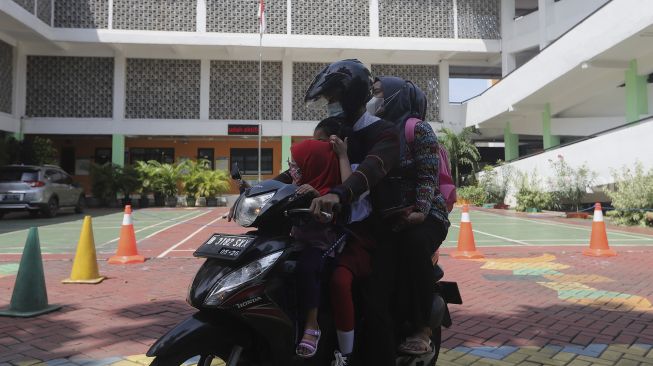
[257,0,266,34]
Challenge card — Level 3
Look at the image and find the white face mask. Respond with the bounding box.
[366,97,384,116]
[326,102,345,117]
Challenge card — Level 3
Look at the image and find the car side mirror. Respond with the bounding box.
[231,162,242,180]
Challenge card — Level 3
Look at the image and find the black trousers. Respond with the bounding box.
[393,216,448,337]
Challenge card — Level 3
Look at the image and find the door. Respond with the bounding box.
[45,169,66,204]
[198,148,215,169]
[60,147,75,175]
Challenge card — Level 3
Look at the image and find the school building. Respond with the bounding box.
[0,0,651,195]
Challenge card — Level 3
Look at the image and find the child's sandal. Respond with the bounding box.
[296,329,322,358]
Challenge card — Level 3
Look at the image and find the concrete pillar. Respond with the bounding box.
[200,59,210,121]
[438,60,449,123]
[14,42,26,140]
[501,0,516,76]
[538,0,554,50]
[504,122,519,161]
[196,0,206,32]
[112,51,126,166]
[281,54,293,171]
[369,0,379,37]
[112,134,125,166]
[625,59,649,123]
[542,103,559,149]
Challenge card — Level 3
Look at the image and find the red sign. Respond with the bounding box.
[228,124,260,136]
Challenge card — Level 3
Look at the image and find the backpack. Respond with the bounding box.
[405,118,457,212]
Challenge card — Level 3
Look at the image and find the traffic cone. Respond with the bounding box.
[0,228,61,317]
[451,205,484,259]
[62,216,105,284]
[108,205,145,264]
[583,203,617,257]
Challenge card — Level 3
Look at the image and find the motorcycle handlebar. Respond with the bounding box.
[284,208,333,222]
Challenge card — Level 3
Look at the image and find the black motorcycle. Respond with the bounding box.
[147,168,462,366]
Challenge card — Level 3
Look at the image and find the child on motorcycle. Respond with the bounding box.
[290,118,372,359]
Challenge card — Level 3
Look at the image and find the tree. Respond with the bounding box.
[438,127,481,186]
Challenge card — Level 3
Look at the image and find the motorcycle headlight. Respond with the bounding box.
[234,192,275,227]
[204,251,283,306]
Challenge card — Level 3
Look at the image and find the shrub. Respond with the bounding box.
[605,163,653,227]
[457,185,486,206]
[547,155,596,211]
[90,163,120,206]
[515,171,552,212]
[478,161,515,204]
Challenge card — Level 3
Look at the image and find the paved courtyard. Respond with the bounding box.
[1,207,653,365]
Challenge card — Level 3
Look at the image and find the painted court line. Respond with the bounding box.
[158,214,225,258]
[144,210,213,240]
[503,215,653,240]
[98,210,203,247]
[450,224,530,245]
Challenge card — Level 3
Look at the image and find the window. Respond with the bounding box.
[130,148,175,164]
[60,147,75,175]
[46,170,64,183]
[0,168,38,182]
[230,148,273,175]
[95,148,111,165]
[198,148,215,169]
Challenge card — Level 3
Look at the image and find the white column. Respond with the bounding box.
[14,43,26,119]
[282,55,293,124]
[197,0,206,32]
[108,0,113,29]
[200,59,210,120]
[537,0,554,50]
[452,0,459,39]
[50,0,54,26]
[287,0,292,35]
[113,51,125,122]
[369,0,379,37]
[501,0,516,76]
[438,60,449,123]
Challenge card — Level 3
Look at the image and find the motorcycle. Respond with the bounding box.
[147,165,462,366]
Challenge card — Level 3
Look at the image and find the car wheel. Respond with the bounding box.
[75,195,86,214]
[42,197,59,218]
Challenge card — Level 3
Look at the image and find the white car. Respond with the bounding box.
[0,165,85,218]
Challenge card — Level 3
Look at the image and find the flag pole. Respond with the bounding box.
[257,0,264,183]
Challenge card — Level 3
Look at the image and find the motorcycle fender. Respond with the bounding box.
[146,312,253,357]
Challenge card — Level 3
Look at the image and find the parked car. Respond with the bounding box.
[0,165,85,218]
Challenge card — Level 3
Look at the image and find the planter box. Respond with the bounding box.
[217,197,228,207]
[482,203,496,209]
[196,197,207,207]
[566,212,590,219]
[139,196,150,208]
[494,203,509,210]
[186,197,196,207]
[525,208,540,213]
[206,197,218,207]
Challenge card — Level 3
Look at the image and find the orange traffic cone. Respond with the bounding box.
[583,203,616,257]
[451,204,484,259]
[108,205,145,264]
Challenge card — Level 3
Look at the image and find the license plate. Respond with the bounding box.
[194,234,255,260]
[0,194,22,202]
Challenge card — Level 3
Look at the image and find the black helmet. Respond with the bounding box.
[304,59,373,122]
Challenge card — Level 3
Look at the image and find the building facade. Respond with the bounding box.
[2,0,649,197]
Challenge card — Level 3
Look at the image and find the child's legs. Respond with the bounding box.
[296,246,325,327]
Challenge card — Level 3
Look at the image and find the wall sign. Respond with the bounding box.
[228,124,260,136]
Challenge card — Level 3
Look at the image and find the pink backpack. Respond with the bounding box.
[405,118,457,212]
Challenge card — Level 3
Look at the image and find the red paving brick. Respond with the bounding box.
[1,215,653,363]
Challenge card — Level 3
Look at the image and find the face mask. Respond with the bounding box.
[326,102,345,117]
[366,97,384,116]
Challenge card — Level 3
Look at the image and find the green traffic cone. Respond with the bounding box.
[0,227,61,317]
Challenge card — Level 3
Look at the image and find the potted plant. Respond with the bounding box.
[134,161,157,208]
[116,165,140,207]
[90,163,120,207]
[147,161,182,207]
[180,160,208,208]
[200,170,231,207]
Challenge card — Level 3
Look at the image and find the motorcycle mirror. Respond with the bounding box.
[231,162,242,180]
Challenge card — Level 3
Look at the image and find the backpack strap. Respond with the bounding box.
[405,117,420,145]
